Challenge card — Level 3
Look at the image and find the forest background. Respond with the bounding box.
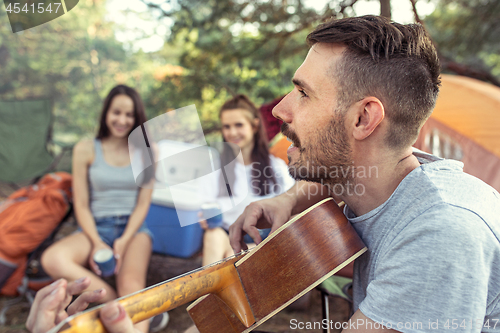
[0,1,499,331]
[0,0,499,154]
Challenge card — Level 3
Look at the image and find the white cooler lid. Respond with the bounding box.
[151,183,202,211]
[151,140,217,211]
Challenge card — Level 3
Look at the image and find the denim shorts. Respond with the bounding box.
[77,215,154,247]
[243,228,271,244]
[223,228,271,244]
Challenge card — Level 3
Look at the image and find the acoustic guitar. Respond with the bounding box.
[47,198,366,333]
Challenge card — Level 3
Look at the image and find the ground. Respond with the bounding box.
[0,207,350,333]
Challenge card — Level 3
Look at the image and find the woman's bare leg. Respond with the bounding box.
[202,228,233,266]
[41,232,117,302]
[185,230,242,333]
[116,232,152,333]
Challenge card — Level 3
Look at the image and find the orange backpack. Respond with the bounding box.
[0,172,72,296]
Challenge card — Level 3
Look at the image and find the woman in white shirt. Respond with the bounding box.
[200,94,294,266]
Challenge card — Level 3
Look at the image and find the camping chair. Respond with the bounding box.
[315,200,354,332]
[317,275,353,333]
[0,98,73,196]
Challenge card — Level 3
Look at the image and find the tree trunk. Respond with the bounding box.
[380,0,391,19]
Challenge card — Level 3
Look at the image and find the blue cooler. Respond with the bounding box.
[146,187,203,258]
[145,140,211,258]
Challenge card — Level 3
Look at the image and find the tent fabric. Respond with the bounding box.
[0,99,54,183]
[428,74,500,158]
[414,74,500,192]
[269,132,291,164]
[260,96,284,141]
[414,117,500,192]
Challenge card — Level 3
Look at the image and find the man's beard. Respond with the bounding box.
[282,110,354,191]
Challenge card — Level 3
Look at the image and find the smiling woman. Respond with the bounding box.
[199,95,295,266]
[40,85,167,333]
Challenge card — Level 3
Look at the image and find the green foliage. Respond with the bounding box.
[0,0,382,141]
[2,0,499,145]
[0,0,156,140]
[425,0,500,79]
[142,0,355,133]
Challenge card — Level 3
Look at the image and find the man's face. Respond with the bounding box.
[273,43,354,188]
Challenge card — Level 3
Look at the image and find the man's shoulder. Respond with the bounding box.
[411,202,498,238]
[394,152,499,218]
[412,162,500,236]
[380,161,500,249]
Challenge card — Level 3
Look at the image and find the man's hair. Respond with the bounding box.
[307,15,441,149]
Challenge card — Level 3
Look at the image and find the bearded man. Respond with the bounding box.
[230,15,500,333]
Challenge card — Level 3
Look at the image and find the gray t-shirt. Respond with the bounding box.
[347,150,500,333]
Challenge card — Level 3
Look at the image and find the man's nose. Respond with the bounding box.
[272,93,293,124]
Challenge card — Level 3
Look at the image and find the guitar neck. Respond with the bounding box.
[50,198,366,333]
[51,255,246,333]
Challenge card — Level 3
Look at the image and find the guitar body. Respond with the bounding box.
[188,198,366,332]
[49,198,365,333]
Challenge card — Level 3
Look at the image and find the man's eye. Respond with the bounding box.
[299,89,308,97]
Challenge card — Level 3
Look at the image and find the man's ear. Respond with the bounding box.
[352,97,384,141]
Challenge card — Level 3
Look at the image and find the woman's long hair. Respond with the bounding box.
[96,85,147,140]
[218,94,277,197]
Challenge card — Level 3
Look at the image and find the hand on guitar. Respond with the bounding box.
[26,277,138,333]
[229,194,293,253]
[229,181,332,253]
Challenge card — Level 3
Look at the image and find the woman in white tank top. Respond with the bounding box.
[40,85,159,333]
[199,95,295,266]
